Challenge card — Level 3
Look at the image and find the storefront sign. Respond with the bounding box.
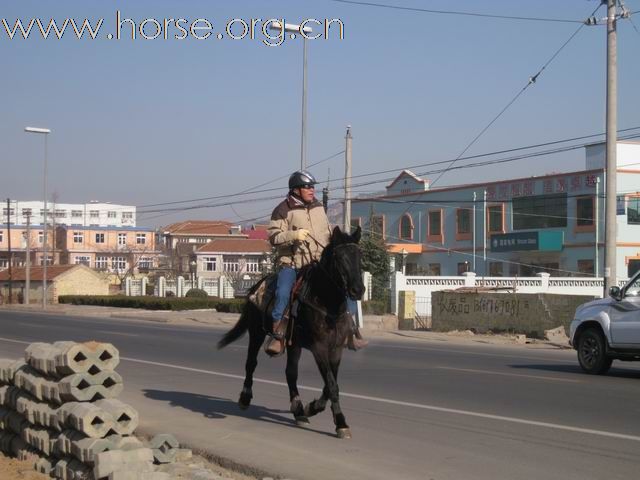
[491,231,563,252]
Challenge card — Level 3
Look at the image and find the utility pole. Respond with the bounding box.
[344,125,353,233]
[301,37,308,170]
[25,214,31,305]
[6,199,12,304]
[604,0,618,292]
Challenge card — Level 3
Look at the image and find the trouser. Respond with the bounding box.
[272,266,297,323]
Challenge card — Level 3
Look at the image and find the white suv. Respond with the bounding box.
[569,271,640,374]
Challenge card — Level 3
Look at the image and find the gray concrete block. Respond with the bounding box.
[14,365,46,400]
[58,371,123,403]
[58,429,116,465]
[93,447,154,479]
[0,385,8,405]
[91,341,120,372]
[25,343,59,377]
[34,455,54,475]
[54,457,94,480]
[148,433,179,464]
[95,399,138,435]
[57,402,115,438]
[6,410,29,436]
[106,434,144,451]
[21,424,58,456]
[0,358,25,384]
[52,341,96,376]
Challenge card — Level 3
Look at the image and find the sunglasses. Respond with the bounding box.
[300,184,315,190]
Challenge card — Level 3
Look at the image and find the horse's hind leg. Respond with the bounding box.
[239,322,265,410]
[286,344,309,425]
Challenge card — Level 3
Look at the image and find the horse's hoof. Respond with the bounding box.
[295,416,310,426]
[336,428,352,439]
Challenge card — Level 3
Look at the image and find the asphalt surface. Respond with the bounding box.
[1,310,640,480]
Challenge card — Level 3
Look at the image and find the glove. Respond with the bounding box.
[294,229,310,242]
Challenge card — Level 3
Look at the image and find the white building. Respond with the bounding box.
[1,201,136,228]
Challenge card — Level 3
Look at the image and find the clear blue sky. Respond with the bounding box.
[1,0,639,227]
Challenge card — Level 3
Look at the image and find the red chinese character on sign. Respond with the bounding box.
[511,183,522,197]
[585,174,597,187]
[486,185,496,201]
[556,178,567,193]
[523,181,534,196]
[570,175,582,191]
[498,184,509,199]
[543,179,553,194]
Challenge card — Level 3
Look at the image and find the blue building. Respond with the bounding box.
[351,141,640,279]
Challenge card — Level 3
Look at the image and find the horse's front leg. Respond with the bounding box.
[286,343,309,425]
[327,345,350,437]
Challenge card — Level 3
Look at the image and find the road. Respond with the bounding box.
[1,310,640,480]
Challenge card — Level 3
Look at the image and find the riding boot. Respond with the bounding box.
[347,315,369,351]
[265,315,287,356]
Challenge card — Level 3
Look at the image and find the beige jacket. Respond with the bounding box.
[268,194,331,269]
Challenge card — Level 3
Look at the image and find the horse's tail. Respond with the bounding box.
[217,302,250,349]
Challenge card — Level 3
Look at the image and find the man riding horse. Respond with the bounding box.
[265,170,368,356]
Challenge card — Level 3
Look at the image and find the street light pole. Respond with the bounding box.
[269,21,312,170]
[25,126,51,309]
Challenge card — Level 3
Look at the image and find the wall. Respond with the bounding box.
[54,269,110,300]
[431,291,596,338]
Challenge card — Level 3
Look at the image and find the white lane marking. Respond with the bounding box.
[95,330,140,337]
[2,336,638,442]
[373,343,574,364]
[120,356,640,443]
[435,366,582,383]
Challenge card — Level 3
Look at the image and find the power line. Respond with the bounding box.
[429,2,604,189]
[328,0,585,24]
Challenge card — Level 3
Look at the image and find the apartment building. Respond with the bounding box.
[1,201,136,228]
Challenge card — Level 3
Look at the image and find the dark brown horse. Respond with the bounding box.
[217,226,365,438]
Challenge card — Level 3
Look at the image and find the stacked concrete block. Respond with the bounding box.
[1,343,190,480]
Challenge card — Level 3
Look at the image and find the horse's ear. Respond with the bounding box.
[352,226,361,243]
[331,225,343,244]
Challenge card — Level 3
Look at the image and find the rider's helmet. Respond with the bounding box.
[288,170,318,190]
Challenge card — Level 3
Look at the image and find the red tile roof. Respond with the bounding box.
[197,239,271,254]
[0,265,79,282]
[243,229,269,240]
[163,220,238,236]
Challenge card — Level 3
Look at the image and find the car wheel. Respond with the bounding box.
[577,328,612,374]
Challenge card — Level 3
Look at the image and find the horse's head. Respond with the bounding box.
[322,225,365,301]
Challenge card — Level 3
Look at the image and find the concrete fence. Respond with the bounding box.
[391,271,627,317]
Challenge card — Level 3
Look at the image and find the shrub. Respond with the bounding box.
[362,299,389,315]
[58,295,246,312]
[185,288,208,298]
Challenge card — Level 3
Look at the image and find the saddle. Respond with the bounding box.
[247,268,312,356]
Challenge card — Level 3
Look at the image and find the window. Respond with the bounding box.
[73,232,84,243]
[38,231,44,244]
[428,263,441,276]
[74,256,90,267]
[0,231,2,243]
[118,233,127,246]
[456,209,472,240]
[513,193,567,230]
[40,255,53,266]
[489,262,503,276]
[246,258,260,273]
[138,257,153,269]
[21,208,32,218]
[95,256,108,270]
[223,256,239,272]
[90,210,99,219]
[122,212,134,220]
[71,210,83,218]
[399,214,413,240]
[0,259,7,269]
[488,205,504,233]
[428,210,442,242]
[108,211,117,218]
[112,256,127,271]
[95,233,105,244]
[2,208,15,216]
[578,259,594,275]
[371,215,385,238]
[136,233,146,245]
[55,209,66,218]
[39,209,49,217]
[457,262,470,275]
[628,197,640,225]
[204,257,217,272]
[576,196,595,229]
